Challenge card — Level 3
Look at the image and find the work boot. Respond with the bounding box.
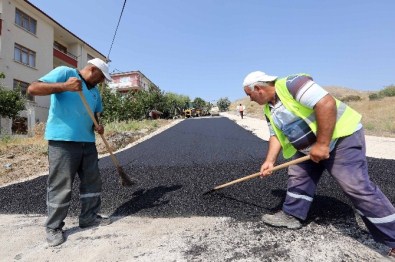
[262,210,302,229]
[46,228,65,247]
[79,215,112,229]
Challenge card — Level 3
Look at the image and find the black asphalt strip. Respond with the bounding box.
[1,118,394,225]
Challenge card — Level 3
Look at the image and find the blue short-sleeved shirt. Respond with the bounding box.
[40,66,103,142]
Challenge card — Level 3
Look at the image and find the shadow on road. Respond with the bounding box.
[110,185,182,219]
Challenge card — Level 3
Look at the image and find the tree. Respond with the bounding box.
[193,97,206,109]
[0,73,26,119]
[162,92,190,118]
[100,85,124,123]
[378,85,395,97]
[217,97,231,112]
[101,85,168,122]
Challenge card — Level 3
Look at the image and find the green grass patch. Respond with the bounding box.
[105,120,159,133]
[363,123,375,131]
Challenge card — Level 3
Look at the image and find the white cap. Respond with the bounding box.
[243,71,277,87]
[87,58,112,81]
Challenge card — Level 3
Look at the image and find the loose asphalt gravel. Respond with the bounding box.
[1,117,394,228]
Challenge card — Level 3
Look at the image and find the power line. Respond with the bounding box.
[107,0,127,61]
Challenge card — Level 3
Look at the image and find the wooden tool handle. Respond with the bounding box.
[78,91,100,128]
[213,155,311,191]
[78,91,121,167]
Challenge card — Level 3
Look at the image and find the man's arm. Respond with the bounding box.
[310,94,336,162]
[94,112,104,135]
[260,135,282,177]
[27,77,82,96]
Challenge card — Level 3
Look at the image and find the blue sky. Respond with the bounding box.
[29,0,395,102]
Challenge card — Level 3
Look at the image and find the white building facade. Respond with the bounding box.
[0,0,107,135]
[109,71,158,94]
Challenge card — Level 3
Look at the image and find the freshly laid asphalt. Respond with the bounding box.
[1,117,394,225]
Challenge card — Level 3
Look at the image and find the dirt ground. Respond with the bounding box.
[0,120,177,187]
[0,144,48,186]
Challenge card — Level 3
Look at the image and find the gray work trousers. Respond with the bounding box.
[284,128,395,248]
[45,141,102,230]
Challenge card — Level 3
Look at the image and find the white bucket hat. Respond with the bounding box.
[243,71,277,87]
[88,58,112,81]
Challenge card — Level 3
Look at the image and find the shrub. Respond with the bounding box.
[0,73,26,119]
[368,93,381,101]
[217,97,231,112]
[378,85,395,97]
[340,95,362,102]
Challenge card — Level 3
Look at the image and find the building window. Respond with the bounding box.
[14,43,36,67]
[15,8,37,34]
[54,41,68,54]
[14,79,34,101]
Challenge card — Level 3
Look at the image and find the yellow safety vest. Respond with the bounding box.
[264,74,362,159]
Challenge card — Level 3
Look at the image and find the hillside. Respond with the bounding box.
[230,86,395,138]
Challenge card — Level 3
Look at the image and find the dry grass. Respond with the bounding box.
[347,96,395,137]
[0,119,175,185]
[0,123,47,155]
[231,86,395,138]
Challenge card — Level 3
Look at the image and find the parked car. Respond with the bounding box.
[210,106,220,116]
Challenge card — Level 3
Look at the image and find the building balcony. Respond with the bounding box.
[53,46,78,67]
[108,82,143,93]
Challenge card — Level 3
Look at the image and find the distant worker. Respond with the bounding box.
[237,103,245,119]
[242,70,395,257]
[28,58,113,247]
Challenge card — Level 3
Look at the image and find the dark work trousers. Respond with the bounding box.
[284,128,395,248]
[45,141,102,230]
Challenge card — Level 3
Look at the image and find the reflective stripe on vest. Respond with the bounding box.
[264,74,362,159]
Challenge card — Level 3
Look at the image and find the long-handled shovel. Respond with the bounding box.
[203,155,311,195]
[78,91,136,187]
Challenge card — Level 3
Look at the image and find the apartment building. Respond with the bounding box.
[109,71,158,94]
[0,0,107,135]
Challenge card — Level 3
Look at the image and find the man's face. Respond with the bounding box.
[244,85,267,105]
[88,66,105,86]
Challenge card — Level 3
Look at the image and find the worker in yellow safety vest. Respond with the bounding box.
[242,71,395,257]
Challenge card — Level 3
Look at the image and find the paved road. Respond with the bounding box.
[1,117,395,261]
[1,117,394,221]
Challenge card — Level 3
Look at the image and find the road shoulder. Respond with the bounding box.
[221,112,395,160]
